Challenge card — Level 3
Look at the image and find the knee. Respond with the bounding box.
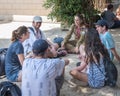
[69,69,77,77]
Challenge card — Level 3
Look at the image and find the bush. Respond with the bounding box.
[43,0,111,27]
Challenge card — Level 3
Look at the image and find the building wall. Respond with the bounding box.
[0,0,50,15]
[0,0,51,22]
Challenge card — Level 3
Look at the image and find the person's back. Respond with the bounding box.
[101,4,120,29]
[22,58,65,96]
[101,10,115,28]
[22,39,69,96]
[70,28,109,88]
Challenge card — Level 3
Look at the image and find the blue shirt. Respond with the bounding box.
[100,32,115,60]
[5,40,24,81]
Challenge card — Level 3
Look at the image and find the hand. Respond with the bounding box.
[74,47,79,54]
[64,59,70,66]
[61,42,65,48]
[49,45,58,57]
[25,52,34,58]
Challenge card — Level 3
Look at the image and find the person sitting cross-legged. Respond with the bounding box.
[5,26,30,82]
[22,39,69,96]
[70,28,109,88]
[95,19,120,63]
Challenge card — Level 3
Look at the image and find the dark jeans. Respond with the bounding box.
[55,75,64,96]
[111,20,120,29]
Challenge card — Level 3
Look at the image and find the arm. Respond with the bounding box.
[64,59,69,66]
[111,48,120,62]
[75,33,85,53]
[18,54,25,66]
[73,61,87,72]
[62,24,75,47]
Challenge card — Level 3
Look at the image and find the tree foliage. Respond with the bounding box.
[43,0,112,27]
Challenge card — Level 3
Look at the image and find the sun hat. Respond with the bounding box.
[33,16,42,22]
[32,39,49,54]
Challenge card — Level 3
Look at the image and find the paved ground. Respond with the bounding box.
[0,21,120,96]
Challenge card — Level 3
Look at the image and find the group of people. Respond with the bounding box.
[4,5,120,95]
[101,4,120,29]
[5,16,69,96]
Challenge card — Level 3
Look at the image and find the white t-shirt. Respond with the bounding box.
[22,26,46,56]
[22,58,65,96]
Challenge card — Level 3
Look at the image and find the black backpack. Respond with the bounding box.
[103,57,118,87]
[0,81,21,96]
[0,48,8,76]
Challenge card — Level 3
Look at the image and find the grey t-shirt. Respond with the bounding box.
[5,40,24,81]
[101,10,116,28]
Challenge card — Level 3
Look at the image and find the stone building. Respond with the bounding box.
[0,0,51,23]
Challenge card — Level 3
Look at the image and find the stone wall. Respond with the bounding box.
[0,0,51,22]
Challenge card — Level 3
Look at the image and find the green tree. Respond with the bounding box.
[43,0,111,27]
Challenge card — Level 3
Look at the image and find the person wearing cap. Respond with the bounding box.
[101,4,120,28]
[23,16,62,58]
[22,16,46,56]
[22,39,69,96]
[95,19,120,63]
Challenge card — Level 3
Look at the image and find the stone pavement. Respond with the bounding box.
[0,21,120,96]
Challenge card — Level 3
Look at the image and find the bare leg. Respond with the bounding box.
[70,69,88,83]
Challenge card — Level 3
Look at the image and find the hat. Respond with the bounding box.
[33,16,42,22]
[94,20,108,27]
[53,37,64,47]
[32,39,49,54]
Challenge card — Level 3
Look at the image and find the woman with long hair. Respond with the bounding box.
[5,26,29,82]
[61,13,88,53]
[70,28,109,88]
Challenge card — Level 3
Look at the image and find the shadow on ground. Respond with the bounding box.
[0,27,120,96]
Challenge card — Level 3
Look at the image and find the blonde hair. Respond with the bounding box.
[11,26,28,42]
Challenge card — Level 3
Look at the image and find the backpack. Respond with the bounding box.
[103,57,118,87]
[0,81,21,96]
[28,27,42,38]
[0,48,8,76]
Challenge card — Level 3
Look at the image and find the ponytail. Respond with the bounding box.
[11,30,18,42]
[11,26,28,42]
